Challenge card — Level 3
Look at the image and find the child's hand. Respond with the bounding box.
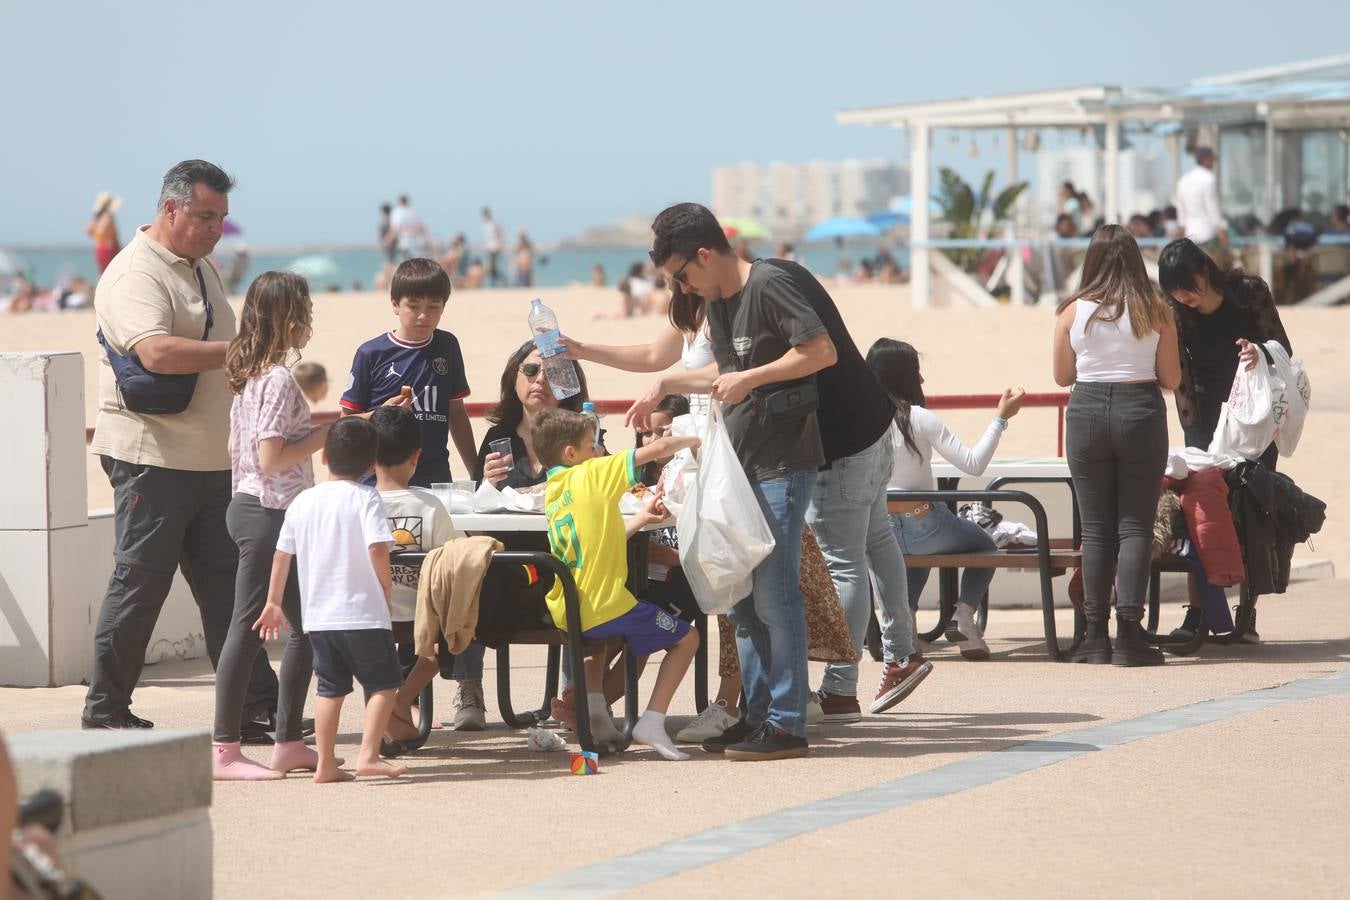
[635,492,670,527]
[253,604,287,641]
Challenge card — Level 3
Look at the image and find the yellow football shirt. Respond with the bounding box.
[543,450,641,631]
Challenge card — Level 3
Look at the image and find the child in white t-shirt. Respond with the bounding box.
[369,406,461,746]
[255,417,408,782]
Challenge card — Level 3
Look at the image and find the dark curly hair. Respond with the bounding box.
[487,340,589,431]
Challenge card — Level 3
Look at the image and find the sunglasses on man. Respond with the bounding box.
[649,248,700,287]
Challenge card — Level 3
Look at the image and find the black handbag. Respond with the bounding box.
[710,296,819,422]
[97,267,213,415]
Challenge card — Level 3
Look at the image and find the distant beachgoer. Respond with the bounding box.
[513,229,535,287]
[441,232,468,280]
[835,257,857,284]
[58,275,92,310]
[1326,204,1350,234]
[222,244,250,295]
[292,360,329,407]
[590,263,607,286]
[857,259,875,283]
[1059,181,1084,232]
[1127,214,1152,240]
[390,194,430,260]
[85,159,279,732]
[1173,147,1228,259]
[377,203,396,264]
[775,242,798,262]
[2,276,37,314]
[482,207,504,286]
[87,191,122,274]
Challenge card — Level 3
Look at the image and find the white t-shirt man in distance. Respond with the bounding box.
[255,418,407,782]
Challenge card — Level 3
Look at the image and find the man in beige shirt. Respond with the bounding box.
[84,160,278,732]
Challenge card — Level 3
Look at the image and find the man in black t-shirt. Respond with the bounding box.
[650,203,837,761]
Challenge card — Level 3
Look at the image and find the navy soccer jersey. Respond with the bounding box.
[340,330,470,486]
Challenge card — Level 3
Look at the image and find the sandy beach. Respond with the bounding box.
[3,284,1343,575]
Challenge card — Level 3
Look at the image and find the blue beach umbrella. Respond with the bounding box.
[804,217,882,241]
[866,210,910,231]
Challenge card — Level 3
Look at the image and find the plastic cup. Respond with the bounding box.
[449,480,477,514]
[430,482,454,513]
[489,437,515,473]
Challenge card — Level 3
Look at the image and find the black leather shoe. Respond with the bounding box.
[1168,605,1205,643]
[701,719,755,754]
[240,711,277,746]
[1070,619,1112,664]
[1112,616,1165,667]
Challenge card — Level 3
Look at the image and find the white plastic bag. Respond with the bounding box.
[676,403,776,615]
[1265,340,1310,457]
[1209,358,1279,460]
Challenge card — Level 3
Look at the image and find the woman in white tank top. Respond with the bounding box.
[1052,225,1181,667]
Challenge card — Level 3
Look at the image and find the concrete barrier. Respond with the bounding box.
[1,352,207,688]
[7,729,212,900]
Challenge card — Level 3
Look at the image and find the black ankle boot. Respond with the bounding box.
[1071,618,1112,664]
[1113,616,1165,667]
[1168,605,1204,642]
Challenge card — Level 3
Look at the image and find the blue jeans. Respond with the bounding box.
[809,432,916,698]
[451,642,484,681]
[890,502,996,612]
[730,469,816,738]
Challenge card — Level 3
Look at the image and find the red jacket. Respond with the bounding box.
[1164,468,1244,586]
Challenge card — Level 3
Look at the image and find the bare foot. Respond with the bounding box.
[313,767,355,784]
[356,758,407,778]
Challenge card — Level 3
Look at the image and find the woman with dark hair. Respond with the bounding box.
[868,338,1024,660]
[1158,237,1291,642]
[1053,225,1181,666]
[1158,238,1291,458]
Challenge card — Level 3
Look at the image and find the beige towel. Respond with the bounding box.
[414,535,503,656]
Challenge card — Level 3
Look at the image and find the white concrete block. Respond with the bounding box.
[1,352,87,531]
[66,809,212,900]
[0,530,53,686]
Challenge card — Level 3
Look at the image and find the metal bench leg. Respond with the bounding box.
[541,644,561,718]
[693,614,710,713]
[494,643,538,729]
[621,646,640,747]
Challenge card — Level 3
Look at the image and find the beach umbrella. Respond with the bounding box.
[222,218,243,236]
[889,196,942,217]
[866,210,910,231]
[720,217,772,240]
[287,254,341,282]
[804,217,882,241]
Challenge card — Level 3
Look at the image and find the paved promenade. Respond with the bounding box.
[4,583,1347,898]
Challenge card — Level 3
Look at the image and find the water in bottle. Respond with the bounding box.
[581,400,602,448]
[527,298,580,400]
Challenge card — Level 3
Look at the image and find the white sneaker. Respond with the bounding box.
[452,680,487,731]
[953,606,990,661]
[805,691,825,726]
[675,700,740,743]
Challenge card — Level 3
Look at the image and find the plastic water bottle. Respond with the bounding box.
[581,401,602,448]
[528,298,580,400]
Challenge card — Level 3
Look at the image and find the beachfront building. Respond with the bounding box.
[713,158,910,235]
[839,54,1350,307]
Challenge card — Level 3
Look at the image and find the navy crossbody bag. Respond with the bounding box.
[97,267,213,415]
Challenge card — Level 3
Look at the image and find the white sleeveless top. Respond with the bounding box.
[1069,300,1160,383]
[682,329,714,417]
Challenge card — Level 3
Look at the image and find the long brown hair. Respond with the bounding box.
[667,282,706,336]
[1056,224,1169,338]
[225,271,313,394]
[486,340,590,430]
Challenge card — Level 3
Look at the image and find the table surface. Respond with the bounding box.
[931,457,1070,481]
[450,512,666,532]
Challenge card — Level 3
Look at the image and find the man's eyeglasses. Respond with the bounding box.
[519,362,544,379]
[649,249,700,287]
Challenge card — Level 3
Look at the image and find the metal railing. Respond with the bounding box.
[85,392,1073,454]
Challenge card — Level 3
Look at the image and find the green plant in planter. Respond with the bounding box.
[934,167,1028,269]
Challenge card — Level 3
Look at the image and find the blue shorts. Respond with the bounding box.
[309,629,404,698]
[583,600,690,657]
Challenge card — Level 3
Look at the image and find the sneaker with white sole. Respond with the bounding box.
[805,692,824,726]
[870,654,933,714]
[452,680,487,731]
[953,605,990,660]
[675,700,740,743]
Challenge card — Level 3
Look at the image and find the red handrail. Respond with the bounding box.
[86,392,1072,455]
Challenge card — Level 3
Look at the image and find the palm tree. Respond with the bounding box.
[934,167,1028,269]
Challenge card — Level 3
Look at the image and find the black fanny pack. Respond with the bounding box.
[98,267,213,415]
[756,378,819,421]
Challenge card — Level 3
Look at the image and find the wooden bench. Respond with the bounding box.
[886,488,1083,660]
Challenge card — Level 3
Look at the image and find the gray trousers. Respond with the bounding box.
[1065,383,1168,622]
[83,458,277,724]
[214,493,311,743]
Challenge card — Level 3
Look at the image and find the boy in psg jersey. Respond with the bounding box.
[339,258,477,485]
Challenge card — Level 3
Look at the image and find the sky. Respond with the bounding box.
[4,0,1348,247]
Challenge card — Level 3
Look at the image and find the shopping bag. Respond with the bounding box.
[1209,358,1278,460]
[1264,340,1310,457]
[676,403,776,615]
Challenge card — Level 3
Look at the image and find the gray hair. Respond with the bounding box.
[157,159,235,212]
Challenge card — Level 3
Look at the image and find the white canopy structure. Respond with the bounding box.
[839,54,1350,307]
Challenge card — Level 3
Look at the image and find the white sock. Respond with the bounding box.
[587,693,624,743]
[632,711,688,761]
